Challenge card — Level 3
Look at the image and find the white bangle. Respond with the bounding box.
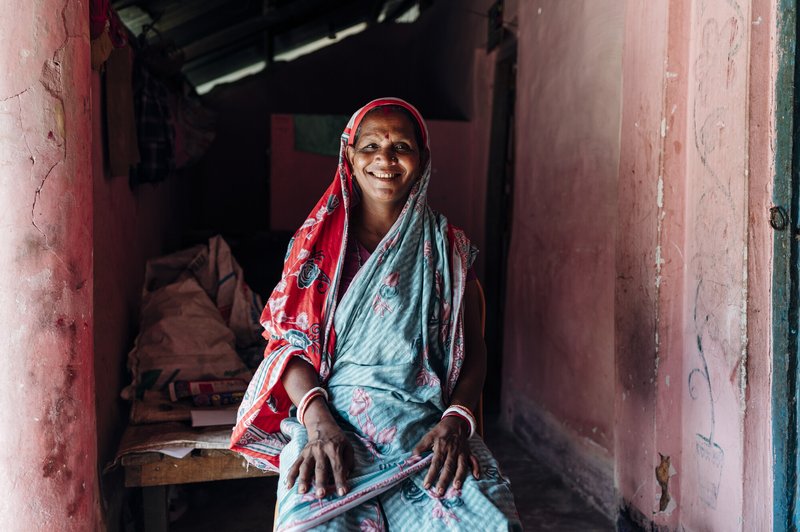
[297,386,329,426]
[442,404,476,438]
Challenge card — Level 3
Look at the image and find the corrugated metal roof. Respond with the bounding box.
[113,0,427,91]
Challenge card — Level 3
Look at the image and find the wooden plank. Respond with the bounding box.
[121,452,163,467]
[124,451,274,487]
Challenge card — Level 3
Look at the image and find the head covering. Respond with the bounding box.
[231,98,473,470]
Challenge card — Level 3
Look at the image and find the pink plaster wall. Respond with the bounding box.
[502,0,624,463]
[616,0,775,529]
[503,1,775,527]
[678,3,750,528]
[0,0,99,529]
[615,0,670,522]
[270,116,485,270]
[742,0,776,528]
[269,115,336,232]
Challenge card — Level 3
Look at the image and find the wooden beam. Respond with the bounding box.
[368,0,386,25]
[181,0,330,61]
[154,0,232,33]
[123,450,275,487]
[382,0,416,22]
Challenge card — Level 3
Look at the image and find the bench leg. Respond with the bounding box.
[142,486,168,532]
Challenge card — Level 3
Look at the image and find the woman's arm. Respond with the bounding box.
[413,279,486,494]
[448,279,488,411]
[282,358,354,498]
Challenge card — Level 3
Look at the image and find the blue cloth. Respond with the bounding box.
[273,200,520,530]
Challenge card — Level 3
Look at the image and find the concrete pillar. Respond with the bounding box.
[0,1,98,530]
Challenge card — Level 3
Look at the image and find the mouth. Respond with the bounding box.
[367,170,402,180]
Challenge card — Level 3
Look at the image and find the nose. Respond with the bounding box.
[375,145,398,163]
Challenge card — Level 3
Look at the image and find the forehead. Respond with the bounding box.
[357,110,417,139]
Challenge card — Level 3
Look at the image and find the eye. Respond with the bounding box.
[394,143,412,152]
[359,143,379,151]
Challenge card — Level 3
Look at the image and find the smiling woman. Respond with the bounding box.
[347,106,426,250]
[230,98,520,531]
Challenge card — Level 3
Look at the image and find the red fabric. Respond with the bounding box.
[90,0,110,39]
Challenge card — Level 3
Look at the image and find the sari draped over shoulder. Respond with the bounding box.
[231,98,520,531]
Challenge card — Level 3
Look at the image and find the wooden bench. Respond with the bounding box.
[115,423,276,532]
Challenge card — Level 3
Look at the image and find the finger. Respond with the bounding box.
[412,433,433,456]
[453,455,468,490]
[286,456,303,488]
[326,444,348,496]
[470,455,481,479]
[435,451,458,496]
[313,447,330,498]
[297,454,314,494]
[423,441,443,489]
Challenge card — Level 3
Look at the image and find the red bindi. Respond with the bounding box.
[384,133,390,139]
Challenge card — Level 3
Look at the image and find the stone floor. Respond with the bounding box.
[168,426,613,531]
[482,428,614,531]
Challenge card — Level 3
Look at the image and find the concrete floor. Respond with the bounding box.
[483,428,614,531]
[167,426,613,531]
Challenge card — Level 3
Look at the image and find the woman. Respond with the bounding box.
[231,98,520,531]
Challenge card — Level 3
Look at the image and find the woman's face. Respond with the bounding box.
[346,109,425,209]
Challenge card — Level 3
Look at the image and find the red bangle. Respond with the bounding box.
[297,386,328,426]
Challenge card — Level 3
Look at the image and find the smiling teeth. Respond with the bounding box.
[373,172,397,179]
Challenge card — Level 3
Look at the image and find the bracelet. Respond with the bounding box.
[442,404,476,438]
[297,386,329,426]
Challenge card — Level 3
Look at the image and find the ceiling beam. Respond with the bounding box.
[181,0,332,62]
[382,0,416,22]
[368,0,386,25]
[154,0,233,33]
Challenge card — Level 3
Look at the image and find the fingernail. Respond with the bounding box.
[338,487,346,496]
[437,487,444,495]
[316,488,324,498]
[298,486,306,494]
[423,483,430,489]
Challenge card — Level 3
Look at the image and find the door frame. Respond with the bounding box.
[772,1,799,529]
[482,39,517,413]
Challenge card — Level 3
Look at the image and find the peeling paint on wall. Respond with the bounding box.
[0,0,97,529]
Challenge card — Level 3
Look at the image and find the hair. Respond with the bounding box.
[351,105,425,150]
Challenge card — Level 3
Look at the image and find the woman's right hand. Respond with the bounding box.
[286,419,354,498]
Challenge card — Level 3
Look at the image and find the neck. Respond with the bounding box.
[353,200,402,251]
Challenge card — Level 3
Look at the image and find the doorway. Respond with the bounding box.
[483,42,516,414]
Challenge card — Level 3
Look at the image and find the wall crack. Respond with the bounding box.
[31,160,61,235]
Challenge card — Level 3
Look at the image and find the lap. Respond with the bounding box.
[275,422,520,531]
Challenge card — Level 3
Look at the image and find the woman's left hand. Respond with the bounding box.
[412,416,481,496]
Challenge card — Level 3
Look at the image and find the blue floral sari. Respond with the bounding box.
[275,106,518,531]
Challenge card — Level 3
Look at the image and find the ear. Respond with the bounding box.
[346,145,356,167]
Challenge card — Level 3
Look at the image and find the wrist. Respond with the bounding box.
[297,386,329,425]
[301,397,335,425]
[440,414,470,435]
[442,404,476,438]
